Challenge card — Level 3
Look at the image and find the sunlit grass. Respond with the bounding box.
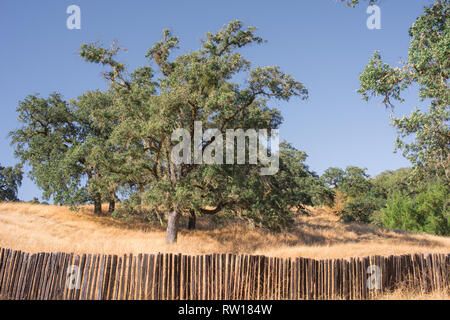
[377,285,450,300]
[0,202,448,260]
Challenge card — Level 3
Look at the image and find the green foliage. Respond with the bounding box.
[341,193,385,223]
[340,0,449,234]
[278,143,332,207]
[327,166,450,235]
[371,168,413,197]
[322,166,373,198]
[0,164,23,201]
[323,166,384,223]
[381,179,449,235]
[10,91,118,212]
[357,0,450,183]
[321,167,345,189]
[338,166,373,197]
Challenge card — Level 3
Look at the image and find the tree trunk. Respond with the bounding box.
[108,198,115,214]
[166,210,180,244]
[188,210,196,230]
[94,193,102,215]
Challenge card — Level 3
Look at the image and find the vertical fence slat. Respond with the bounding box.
[13,252,27,300]
[140,254,148,300]
[21,253,38,300]
[119,254,127,300]
[95,255,106,300]
[62,253,74,300]
[6,250,20,298]
[147,254,155,300]
[80,254,91,300]
[113,256,122,300]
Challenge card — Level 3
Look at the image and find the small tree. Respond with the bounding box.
[323,166,383,223]
[321,167,345,189]
[10,91,117,214]
[382,180,449,235]
[0,164,22,201]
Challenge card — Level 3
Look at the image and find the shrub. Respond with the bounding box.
[381,180,449,235]
[341,193,385,223]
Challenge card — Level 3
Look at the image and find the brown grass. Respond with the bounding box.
[376,285,450,300]
[0,202,448,260]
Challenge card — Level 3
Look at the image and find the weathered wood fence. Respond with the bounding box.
[0,248,448,300]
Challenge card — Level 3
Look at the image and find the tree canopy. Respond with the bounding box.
[11,21,316,243]
[357,0,449,183]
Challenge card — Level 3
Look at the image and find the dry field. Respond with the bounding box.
[376,286,449,300]
[0,202,448,259]
[1,202,449,300]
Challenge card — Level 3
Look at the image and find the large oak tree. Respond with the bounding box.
[12,21,313,243]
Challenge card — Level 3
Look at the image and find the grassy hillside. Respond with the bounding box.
[0,202,448,259]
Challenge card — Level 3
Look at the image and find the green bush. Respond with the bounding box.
[341,193,385,223]
[381,180,449,236]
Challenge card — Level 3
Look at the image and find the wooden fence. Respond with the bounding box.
[0,248,448,300]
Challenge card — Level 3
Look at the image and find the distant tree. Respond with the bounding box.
[322,166,371,197]
[372,168,414,197]
[339,166,372,197]
[341,193,384,223]
[275,142,334,211]
[323,166,383,223]
[10,91,117,215]
[0,164,22,201]
[321,167,345,189]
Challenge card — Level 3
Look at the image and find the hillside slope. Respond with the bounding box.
[0,202,449,259]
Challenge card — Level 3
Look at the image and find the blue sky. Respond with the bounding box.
[1,0,433,201]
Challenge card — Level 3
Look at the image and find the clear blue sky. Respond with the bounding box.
[1,0,432,201]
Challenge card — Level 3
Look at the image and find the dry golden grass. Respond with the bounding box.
[376,285,450,300]
[0,202,449,260]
